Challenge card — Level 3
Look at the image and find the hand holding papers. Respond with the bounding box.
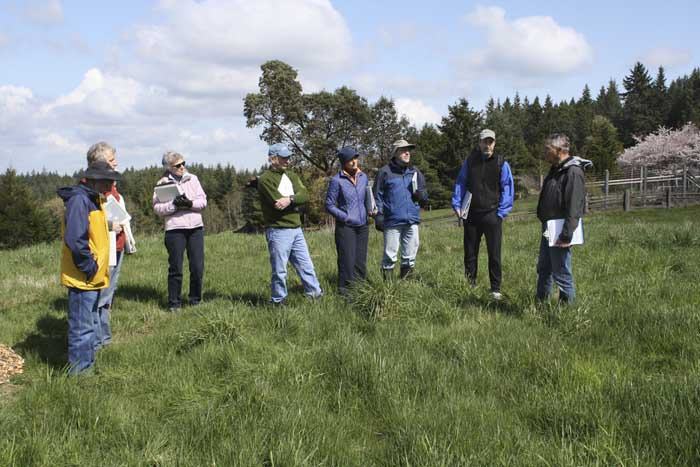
[154,183,181,203]
[458,190,472,220]
[546,218,584,247]
[365,185,377,215]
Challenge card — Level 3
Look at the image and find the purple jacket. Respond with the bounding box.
[325,170,369,227]
[153,172,207,231]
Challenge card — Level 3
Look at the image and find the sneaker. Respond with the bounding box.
[490,291,503,301]
[168,306,181,313]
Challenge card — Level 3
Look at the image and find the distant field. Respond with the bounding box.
[1,207,699,465]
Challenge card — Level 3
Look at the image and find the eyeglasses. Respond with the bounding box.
[172,161,186,169]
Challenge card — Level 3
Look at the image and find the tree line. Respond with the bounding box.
[2,60,699,249]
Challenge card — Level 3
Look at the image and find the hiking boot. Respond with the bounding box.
[400,266,414,279]
[382,268,393,281]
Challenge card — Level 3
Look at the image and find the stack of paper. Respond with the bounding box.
[459,191,472,220]
[546,218,584,246]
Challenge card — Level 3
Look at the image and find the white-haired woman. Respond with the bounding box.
[152,151,207,311]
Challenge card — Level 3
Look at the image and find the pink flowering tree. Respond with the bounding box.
[618,123,700,172]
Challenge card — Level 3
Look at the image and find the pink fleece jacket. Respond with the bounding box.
[152,172,207,231]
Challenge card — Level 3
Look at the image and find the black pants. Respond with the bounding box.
[164,227,204,307]
[334,223,369,294]
[464,210,502,292]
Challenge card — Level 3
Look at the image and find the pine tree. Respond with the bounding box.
[621,62,657,145]
[583,116,624,176]
[0,169,58,249]
[574,84,595,152]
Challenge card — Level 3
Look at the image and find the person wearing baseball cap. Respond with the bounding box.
[373,139,429,280]
[57,159,121,375]
[325,146,374,297]
[451,128,514,300]
[257,143,323,305]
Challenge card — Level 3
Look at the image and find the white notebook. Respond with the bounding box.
[546,218,584,246]
[459,190,472,220]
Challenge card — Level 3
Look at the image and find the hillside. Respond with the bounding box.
[1,207,699,465]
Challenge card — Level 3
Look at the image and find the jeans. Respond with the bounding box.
[382,224,420,270]
[266,227,322,303]
[464,210,503,292]
[67,288,101,375]
[164,227,204,308]
[95,250,123,347]
[334,223,369,294]
[536,234,575,303]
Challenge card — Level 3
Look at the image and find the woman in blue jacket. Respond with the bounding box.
[325,147,374,296]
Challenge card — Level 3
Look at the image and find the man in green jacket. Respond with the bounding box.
[257,143,323,305]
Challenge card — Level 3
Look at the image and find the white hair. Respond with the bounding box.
[162,151,185,167]
[545,134,570,152]
[86,142,116,164]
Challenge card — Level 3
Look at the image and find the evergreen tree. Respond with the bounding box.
[0,169,58,249]
[583,116,624,176]
[595,79,623,128]
[574,84,595,152]
[621,62,657,145]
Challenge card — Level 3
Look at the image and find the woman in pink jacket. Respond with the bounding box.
[153,151,207,311]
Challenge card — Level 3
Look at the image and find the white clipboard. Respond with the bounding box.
[154,183,181,203]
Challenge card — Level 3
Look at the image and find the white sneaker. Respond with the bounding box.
[491,291,503,301]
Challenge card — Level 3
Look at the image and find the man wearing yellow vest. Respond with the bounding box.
[57,160,121,375]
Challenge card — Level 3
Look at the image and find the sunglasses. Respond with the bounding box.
[172,161,186,169]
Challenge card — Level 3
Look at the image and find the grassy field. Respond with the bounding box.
[1,206,700,466]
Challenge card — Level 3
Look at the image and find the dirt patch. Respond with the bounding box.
[0,344,24,384]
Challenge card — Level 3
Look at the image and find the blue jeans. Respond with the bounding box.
[96,250,123,347]
[536,234,575,303]
[67,288,101,375]
[382,224,420,270]
[266,227,322,303]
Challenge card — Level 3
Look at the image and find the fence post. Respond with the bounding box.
[683,164,688,207]
[585,193,590,213]
[604,169,609,209]
[539,173,543,190]
[641,166,646,207]
[666,187,672,208]
[623,189,631,212]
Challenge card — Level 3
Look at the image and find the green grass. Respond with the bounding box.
[1,207,700,465]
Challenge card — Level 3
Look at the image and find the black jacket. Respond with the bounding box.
[537,156,589,243]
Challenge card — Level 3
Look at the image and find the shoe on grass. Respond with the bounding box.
[490,291,503,301]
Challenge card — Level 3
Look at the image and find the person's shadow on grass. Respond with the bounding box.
[14,311,68,370]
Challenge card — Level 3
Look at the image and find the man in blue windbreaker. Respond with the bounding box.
[452,129,514,300]
[374,139,428,280]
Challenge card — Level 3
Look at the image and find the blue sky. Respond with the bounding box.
[1,0,697,174]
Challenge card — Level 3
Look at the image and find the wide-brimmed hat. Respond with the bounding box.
[83,161,121,181]
[391,139,415,155]
[268,143,292,158]
[337,146,360,164]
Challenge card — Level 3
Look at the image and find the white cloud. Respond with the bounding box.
[0,85,34,113]
[122,0,352,99]
[395,98,441,128]
[1,0,354,174]
[23,0,63,25]
[463,6,593,78]
[641,47,692,69]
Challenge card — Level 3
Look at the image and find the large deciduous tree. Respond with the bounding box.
[618,123,700,171]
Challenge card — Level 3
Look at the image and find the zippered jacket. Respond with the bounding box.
[374,159,428,228]
[325,170,369,227]
[537,156,589,243]
[152,171,207,231]
[451,149,514,218]
[57,184,110,290]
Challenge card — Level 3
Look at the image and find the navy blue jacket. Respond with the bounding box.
[325,170,369,227]
[374,159,428,227]
[451,150,514,219]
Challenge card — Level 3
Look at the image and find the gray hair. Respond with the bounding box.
[545,134,570,152]
[86,142,116,164]
[162,151,185,168]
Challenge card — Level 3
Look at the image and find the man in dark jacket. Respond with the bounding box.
[374,139,428,279]
[325,146,374,296]
[452,129,514,300]
[536,133,590,304]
